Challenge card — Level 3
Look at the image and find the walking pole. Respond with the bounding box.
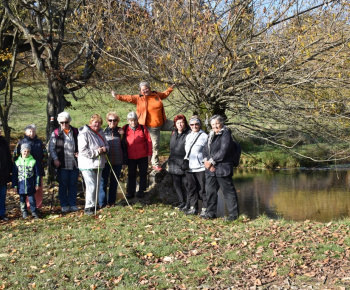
[105,155,132,209]
[95,154,101,215]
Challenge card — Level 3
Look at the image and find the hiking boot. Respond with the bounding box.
[152,165,162,172]
[69,206,79,212]
[224,215,238,222]
[136,191,145,198]
[185,206,198,215]
[0,215,9,221]
[125,193,135,199]
[84,207,94,216]
[199,208,207,218]
[174,202,186,210]
[179,203,190,212]
[32,211,40,219]
[201,213,216,220]
[61,206,69,213]
[22,211,29,219]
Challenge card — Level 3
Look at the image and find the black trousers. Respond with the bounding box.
[172,174,187,204]
[206,174,239,217]
[186,171,207,209]
[128,157,148,194]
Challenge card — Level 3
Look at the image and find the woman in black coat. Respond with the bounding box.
[0,126,12,221]
[202,115,239,221]
[168,115,190,211]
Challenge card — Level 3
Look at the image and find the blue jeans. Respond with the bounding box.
[57,168,79,207]
[99,164,122,207]
[20,194,36,213]
[0,185,7,216]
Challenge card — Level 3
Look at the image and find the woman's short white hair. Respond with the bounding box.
[25,124,36,133]
[57,111,72,123]
[139,81,151,90]
[210,115,225,125]
[127,111,138,120]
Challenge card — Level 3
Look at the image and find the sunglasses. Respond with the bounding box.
[190,123,200,126]
[60,121,69,124]
[108,119,118,122]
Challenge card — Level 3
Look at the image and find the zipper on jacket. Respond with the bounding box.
[24,158,27,194]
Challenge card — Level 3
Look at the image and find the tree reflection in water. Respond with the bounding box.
[223,169,350,222]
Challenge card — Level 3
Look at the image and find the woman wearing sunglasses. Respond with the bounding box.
[99,112,127,207]
[183,116,208,216]
[48,112,80,213]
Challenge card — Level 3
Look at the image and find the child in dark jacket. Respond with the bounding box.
[12,143,40,219]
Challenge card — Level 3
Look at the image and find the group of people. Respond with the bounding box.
[0,81,239,221]
[168,114,239,221]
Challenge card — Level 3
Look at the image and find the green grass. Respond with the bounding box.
[1,205,350,288]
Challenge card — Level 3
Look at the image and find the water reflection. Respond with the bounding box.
[232,168,350,222]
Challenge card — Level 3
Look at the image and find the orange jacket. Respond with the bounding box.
[115,87,173,127]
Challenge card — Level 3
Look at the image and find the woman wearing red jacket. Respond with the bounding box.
[122,111,152,198]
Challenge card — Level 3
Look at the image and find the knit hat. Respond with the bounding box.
[20,143,31,152]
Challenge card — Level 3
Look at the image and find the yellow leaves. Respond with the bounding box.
[245,67,250,76]
[0,49,12,61]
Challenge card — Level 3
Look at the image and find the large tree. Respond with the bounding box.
[94,0,350,161]
[2,0,103,140]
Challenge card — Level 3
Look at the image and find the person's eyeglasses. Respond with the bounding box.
[108,119,118,122]
[60,121,69,124]
[190,123,199,126]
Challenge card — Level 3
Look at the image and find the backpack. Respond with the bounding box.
[231,137,241,167]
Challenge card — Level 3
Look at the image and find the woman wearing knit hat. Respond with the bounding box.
[13,124,48,210]
[48,111,80,213]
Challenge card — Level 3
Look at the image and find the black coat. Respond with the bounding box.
[0,137,12,186]
[168,126,190,175]
[13,135,47,176]
[203,126,234,177]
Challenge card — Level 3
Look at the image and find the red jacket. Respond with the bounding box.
[122,124,152,160]
[116,87,173,127]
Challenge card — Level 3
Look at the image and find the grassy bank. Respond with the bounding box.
[1,204,350,288]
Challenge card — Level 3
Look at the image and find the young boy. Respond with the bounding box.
[12,143,40,219]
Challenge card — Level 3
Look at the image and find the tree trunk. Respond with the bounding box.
[46,79,67,141]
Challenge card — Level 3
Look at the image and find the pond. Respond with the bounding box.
[216,168,350,222]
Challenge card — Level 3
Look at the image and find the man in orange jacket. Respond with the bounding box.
[111,81,175,171]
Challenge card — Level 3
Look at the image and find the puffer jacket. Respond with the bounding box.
[203,126,234,177]
[0,136,12,186]
[168,126,190,175]
[78,125,109,170]
[13,135,48,176]
[115,87,173,127]
[12,154,40,195]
